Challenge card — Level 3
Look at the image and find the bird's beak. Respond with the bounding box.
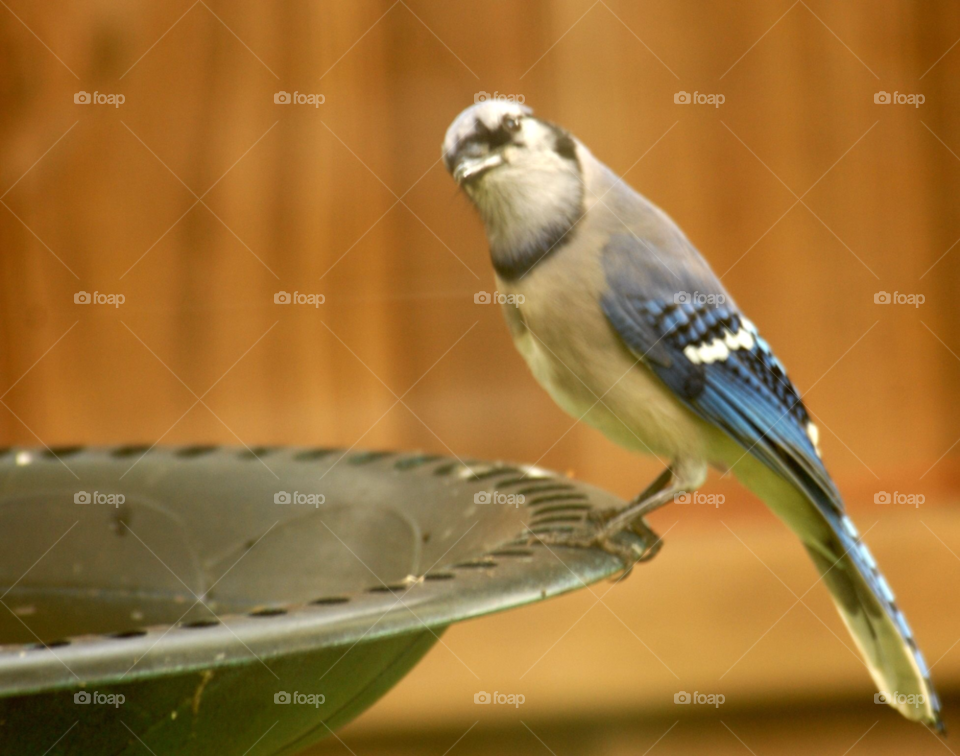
[452,152,504,185]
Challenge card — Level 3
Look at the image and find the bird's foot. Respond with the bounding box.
[590,506,664,566]
[523,465,689,578]
[525,509,662,579]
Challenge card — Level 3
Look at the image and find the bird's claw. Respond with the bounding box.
[525,510,663,578]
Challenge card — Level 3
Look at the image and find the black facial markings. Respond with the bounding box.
[472,117,513,149]
[447,119,514,173]
[490,121,584,281]
[553,131,578,163]
[541,121,579,167]
[450,115,579,176]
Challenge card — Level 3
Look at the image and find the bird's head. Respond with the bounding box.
[443,101,585,275]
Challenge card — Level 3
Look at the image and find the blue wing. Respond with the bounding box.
[598,232,942,729]
[600,249,840,516]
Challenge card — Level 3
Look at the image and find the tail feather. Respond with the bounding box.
[734,457,943,731]
[805,517,943,731]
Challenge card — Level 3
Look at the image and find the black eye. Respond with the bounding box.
[503,116,521,133]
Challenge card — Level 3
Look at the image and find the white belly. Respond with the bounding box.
[500,271,714,463]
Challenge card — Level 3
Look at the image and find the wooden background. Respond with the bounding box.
[2,1,960,754]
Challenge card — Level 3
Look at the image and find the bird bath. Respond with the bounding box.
[0,446,644,755]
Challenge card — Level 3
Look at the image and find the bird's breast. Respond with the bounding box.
[493,258,713,461]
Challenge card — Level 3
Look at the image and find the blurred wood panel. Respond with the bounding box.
[2,0,958,506]
[307,694,960,756]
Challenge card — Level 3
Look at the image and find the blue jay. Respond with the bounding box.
[443,100,942,730]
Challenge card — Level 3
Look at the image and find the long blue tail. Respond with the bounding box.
[805,506,943,731]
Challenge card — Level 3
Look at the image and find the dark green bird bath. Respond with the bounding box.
[0,446,645,755]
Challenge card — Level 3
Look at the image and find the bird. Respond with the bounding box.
[442,99,942,731]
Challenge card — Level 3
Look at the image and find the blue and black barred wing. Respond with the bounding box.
[599,234,942,729]
[599,241,840,515]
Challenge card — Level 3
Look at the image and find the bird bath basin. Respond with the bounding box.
[0,446,644,755]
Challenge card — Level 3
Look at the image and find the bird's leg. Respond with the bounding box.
[526,461,701,575]
[596,468,679,535]
[587,467,681,564]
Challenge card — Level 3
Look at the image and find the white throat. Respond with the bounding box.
[469,146,583,266]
